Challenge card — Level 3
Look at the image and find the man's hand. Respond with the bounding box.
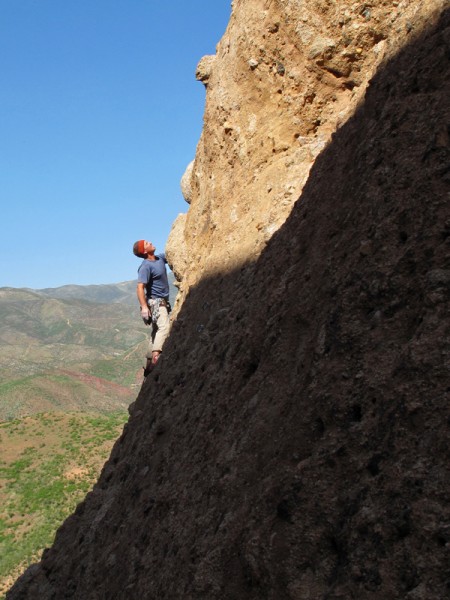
[140,307,151,325]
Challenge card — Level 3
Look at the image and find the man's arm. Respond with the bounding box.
[137,283,150,324]
[136,283,147,309]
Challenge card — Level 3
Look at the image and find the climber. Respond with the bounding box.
[133,239,171,377]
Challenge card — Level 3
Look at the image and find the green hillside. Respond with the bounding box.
[0,281,175,594]
[0,289,144,360]
[0,369,139,421]
[0,286,152,419]
[0,410,128,598]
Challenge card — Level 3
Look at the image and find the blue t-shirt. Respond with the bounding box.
[137,253,169,299]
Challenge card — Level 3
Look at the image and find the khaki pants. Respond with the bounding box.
[146,306,170,357]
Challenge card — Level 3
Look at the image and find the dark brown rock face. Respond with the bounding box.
[8,8,450,600]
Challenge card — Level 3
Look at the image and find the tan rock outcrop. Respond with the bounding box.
[195,54,216,85]
[167,0,446,311]
[180,159,195,204]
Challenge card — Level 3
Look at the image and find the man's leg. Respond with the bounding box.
[151,306,170,363]
[144,322,158,376]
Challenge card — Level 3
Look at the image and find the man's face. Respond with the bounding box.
[144,241,155,254]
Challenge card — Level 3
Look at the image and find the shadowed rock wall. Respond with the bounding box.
[7,4,450,600]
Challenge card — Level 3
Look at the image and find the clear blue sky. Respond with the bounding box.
[0,0,231,289]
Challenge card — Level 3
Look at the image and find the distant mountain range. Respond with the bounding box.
[0,277,177,420]
[20,272,177,306]
[30,281,138,305]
